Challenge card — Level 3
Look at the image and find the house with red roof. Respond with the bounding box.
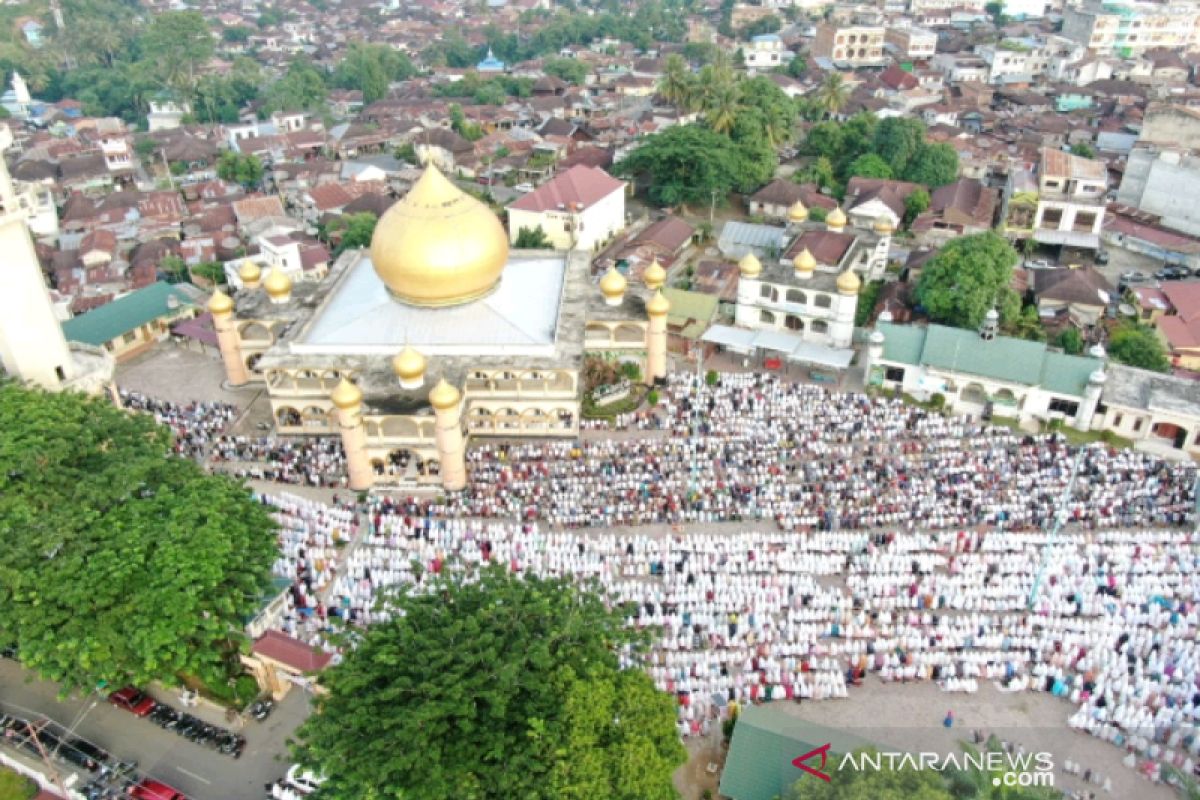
[507,165,626,251]
[1155,282,1200,371]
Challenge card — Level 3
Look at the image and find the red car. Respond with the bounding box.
[128,779,187,800]
[107,687,157,717]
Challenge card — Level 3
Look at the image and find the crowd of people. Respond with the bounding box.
[210,435,348,487]
[118,390,238,459]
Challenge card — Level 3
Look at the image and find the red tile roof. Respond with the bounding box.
[508,165,624,213]
[1162,282,1200,324]
[252,630,332,673]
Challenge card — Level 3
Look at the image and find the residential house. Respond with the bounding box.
[61,282,200,361]
[885,27,937,60]
[813,24,886,68]
[911,178,998,240]
[744,34,788,72]
[1062,0,1200,56]
[1155,281,1200,370]
[1031,266,1115,327]
[507,165,626,251]
[843,178,922,230]
[661,287,719,357]
[747,179,837,221]
[1098,364,1200,456]
[1002,147,1107,250]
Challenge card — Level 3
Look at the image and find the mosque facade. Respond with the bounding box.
[210,165,668,491]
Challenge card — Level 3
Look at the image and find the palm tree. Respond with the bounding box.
[658,54,691,109]
[705,81,741,136]
[816,72,850,118]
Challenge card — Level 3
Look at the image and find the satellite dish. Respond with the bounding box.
[1117,303,1136,317]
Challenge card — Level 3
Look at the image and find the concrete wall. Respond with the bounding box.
[1116,149,1200,237]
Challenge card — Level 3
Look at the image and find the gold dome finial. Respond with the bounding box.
[391,346,427,389]
[873,216,895,235]
[369,163,508,307]
[738,252,762,278]
[646,289,670,317]
[599,266,627,306]
[330,377,363,410]
[836,269,861,295]
[429,378,462,411]
[826,205,847,231]
[794,247,816,276]
[208,288,234,315]
[788,200,808,223]
[643,258,666,291]
[239,261,262,289]
[264,266,292,303]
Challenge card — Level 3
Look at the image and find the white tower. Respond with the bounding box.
[0,127,112,393]
[11,71,30,105]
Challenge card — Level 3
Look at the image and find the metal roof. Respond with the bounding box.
[61,282,198,346]
[702,325,855,369]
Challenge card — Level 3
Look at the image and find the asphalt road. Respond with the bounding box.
[0,659,311,800]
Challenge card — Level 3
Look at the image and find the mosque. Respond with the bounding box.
[210,164,668,491]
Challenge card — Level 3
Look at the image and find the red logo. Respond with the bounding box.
[792,743,833,782]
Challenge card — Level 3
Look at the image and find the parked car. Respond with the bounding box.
[1025,259,1053,270]
[513,182,534,193]
[127,778,187,800]
[286,764,326,795]
[1095,250,1109,265]
[1119,270,1150,284]
[57,736,107,771]
[108,687,156,716]
[1156,264,1190,281]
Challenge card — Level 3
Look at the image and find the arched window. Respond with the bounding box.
[786,289,807,304]
[759,283,774,299]
[785,315,804,331]
[814,294,832,309]
[811,320,829,334]
[760,310,776,325]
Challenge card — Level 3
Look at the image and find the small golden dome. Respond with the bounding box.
[599,266,627,302]
[428,378,462,410]
[873,216,896,235]
[369,164,508,307]
[826,206,847,229]
[738,252,762,278]
[208,289,233,315]
[264,266,292,300]
[239,261,262,286]
[788,200,808,223]
[646,289,670,317]
[643,259,666,291]
[330,377,363,410]
[795,247,817,273]
[391,346,427,381]
[837,269,861,295]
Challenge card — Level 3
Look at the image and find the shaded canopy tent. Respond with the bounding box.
[719,704,875,800]
[702,324,855,371]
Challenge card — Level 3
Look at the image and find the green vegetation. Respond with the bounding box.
[904,189,931,224]
[514,226,554,249]
[1108,322,1171,373]
[216,152,265,189]
[1070,143,1096,159]
[0,768,35,800]
[915,232,1020,331]
[1057,328,1084,355]
[0,383,278,694]
[333,43,416,104]
[855,280,884,327]
[786,747,954,800]
[326,213,379,255]
[291,566,684,800]
[542,55,588,85]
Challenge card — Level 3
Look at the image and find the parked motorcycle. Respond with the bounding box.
[249,698,274,721]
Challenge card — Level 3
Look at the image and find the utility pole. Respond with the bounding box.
[709,188,718,226]
[25,719,71,799]
[1027,448,1086,610]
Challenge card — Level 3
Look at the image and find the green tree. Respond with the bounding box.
[262,58,328,114]
[1108,322,1171,373]
[515,226,553,249]
[327,213,379,255]
[333,43,416,105]
[0,384,277,693]
[217,152,265,188]
[815,72,850,117]
[615,124,760,207]
[915,231,1020,330]
[542,56,588,85]
[873,117,926,177]
[787,748,953,800]
[847,153,893,180]
[738,15,781,39]
[1057,327,1084,354]
[784,53,808,79]
[138,11,215,101]
[945,739,1060,800]
[802,121,845,160]
[190,261,227,285]
[222,26,252,44]
[658,53,693,109]
[159,254,187,282]
[904,188,931,224]
[1070,142,1095,159]
[291,566,684,800]
[904,143,960,187]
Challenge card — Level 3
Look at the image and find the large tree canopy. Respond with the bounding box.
[0,384,277,693]
[292,566,685,800]
[914,232,1020,330]
[615,123,764,207]
[1108,322,1171,373]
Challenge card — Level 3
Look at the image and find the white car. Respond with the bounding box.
[286,764,326,795]
[514,182,534,193]
[1024,259,1053,270]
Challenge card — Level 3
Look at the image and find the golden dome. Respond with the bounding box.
[643,258,666,291]
[369,164,508,307]
[826,206,847,229]
[330,377,363,410]
[599,266,627,303]
[208,289,233,315]
[646,289,671,317]
[391,346,426,382]
[788,200,808,223]
[795,247,817,273]
[429,378,462,411]
[738,252,762,278]
[873,216,896,235]
[239,261,262,286]
[264,266,292,301]
[836,269,861,295]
